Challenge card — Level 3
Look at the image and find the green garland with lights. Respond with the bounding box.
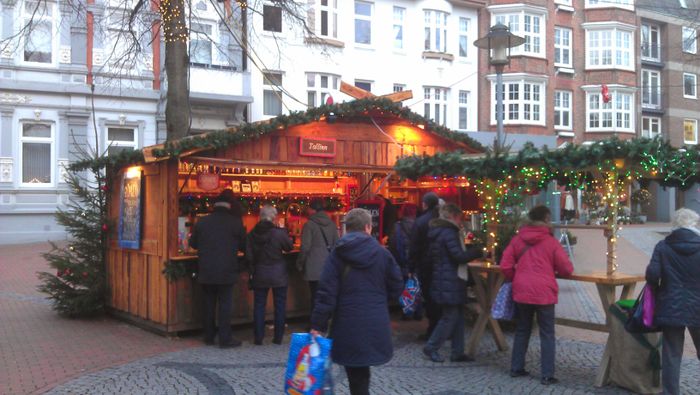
[395,137,700,189]
[69,98,484,172]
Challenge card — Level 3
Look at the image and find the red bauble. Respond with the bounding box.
[102,224,108,231]
[326,95,334,105]
[57,270,63,277]
[101,185,108,191]
[466,232,475,240]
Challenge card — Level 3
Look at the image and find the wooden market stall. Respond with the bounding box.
[105,97,483,335]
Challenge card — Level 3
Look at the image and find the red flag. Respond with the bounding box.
[601,84,611,103]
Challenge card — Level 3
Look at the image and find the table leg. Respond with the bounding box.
[485,273,508,351]
[466,270,490,357]
[620,283,637,300]
[593,283,616,387]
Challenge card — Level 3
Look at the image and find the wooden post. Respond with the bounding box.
[605,171,619,275]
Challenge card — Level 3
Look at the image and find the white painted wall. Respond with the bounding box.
[247,0,480,132]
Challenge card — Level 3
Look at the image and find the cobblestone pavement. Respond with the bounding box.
[46,321,700,395]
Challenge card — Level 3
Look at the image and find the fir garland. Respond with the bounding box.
[69,98,484,172]
[394,137,700,189]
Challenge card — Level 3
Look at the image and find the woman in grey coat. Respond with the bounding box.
[296,199,339,317]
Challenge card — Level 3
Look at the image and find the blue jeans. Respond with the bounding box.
[425,304,465,357]
[253,287,287,342]
[662,326,700,395]
[511,303,556,378]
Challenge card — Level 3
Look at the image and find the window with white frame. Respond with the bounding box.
[23,1,54,64]
[424,87,448,126]
[684,119,698,144]
[190,21,215,65]
[459,18,469,58]
[355,80,372,92]
[393,84,405,93]
[585,26,634,70]
[684,73,697,98]
[424,10,448,53]
[458,90,469,130]
[641,24,660,61]
[641,117,661,138]
[494,11,544,58]
[642,69,661,108]
[555,0,572,5]
[20,123,53,185]
[490,79,545,125]
[585,0,633,9]
[393,7,405,49]
[683,26,697,54]
[354,1,371,45]
[586,89,634,132]
[106,127,138,156]
[554,90,572,129]
[263,72,283,116]
[307,73,339,107]
[317,0,338,39]
[263,5,282,32]
[554,27,571,68]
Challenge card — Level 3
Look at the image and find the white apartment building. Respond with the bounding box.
[248,0,483,132]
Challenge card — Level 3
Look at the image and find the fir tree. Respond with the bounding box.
[38,154,109,317]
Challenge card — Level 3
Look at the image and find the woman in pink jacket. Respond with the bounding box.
[500,206,574,385]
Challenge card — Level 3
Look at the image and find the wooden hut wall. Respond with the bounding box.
[107,160,175,330]
[217,121,457,166]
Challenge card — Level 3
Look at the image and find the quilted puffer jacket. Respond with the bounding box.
[427,218,482,305]
[646,228,700,328]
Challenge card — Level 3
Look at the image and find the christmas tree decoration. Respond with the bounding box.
[38,149,110,317]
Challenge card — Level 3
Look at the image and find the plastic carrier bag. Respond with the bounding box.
[284,333,333,395]
[399,276,421,315]
[491,282,515,320]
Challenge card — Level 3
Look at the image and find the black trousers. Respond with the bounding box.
[201,283,233,345]
[308,280,319,316]
[253,287,287,342]
[345,366,370,395]
[421,278,442,336]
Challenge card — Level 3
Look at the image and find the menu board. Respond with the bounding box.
[355,199,385,240]
[118,170,143,249]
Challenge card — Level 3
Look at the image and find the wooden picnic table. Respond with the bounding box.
[466,260,645,387]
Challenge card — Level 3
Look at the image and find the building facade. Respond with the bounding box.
[0,0,250,243]
[248,0,484,133]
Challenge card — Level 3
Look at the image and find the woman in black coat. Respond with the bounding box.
[423,203,482,363]
[646,208,700,395]
[311,208,403,395]
[246,205,293,345]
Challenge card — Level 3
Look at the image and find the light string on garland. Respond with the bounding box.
[179,194,345,216]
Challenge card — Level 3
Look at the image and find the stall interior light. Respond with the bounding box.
[125,167,141,179]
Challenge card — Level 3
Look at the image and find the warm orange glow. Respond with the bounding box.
[125,167,141,179]
[394,126,422,144]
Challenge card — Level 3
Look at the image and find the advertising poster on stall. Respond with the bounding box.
[355,199,385,240]
[118,169,143,249]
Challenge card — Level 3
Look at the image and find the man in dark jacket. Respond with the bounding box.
[297,198,339,318]
[409,192,441,338]
[311,208,403,395]
[189,192,246,348]
[423,203,482,363]
[646,208,700,395]
[246,205,293,345]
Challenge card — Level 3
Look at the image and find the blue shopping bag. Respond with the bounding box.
[284,333,333,395]
[491,282,515,320]
[399,276,421,315]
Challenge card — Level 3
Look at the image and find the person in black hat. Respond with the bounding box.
[297,198,339,321]
[409,192,442,339]
[189,191,246,348]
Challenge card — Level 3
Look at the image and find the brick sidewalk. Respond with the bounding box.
[0,243,199,395]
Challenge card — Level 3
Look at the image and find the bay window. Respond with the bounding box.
[20,123,53,185]
[585,87,634,133]
[424,10,448,53]
[190,22,215,65]
[490,77,546,126]
[584,23,634,71]
[492,7,546,58]
[307,72,339,107]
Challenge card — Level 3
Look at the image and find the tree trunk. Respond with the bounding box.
[163,0,189,141]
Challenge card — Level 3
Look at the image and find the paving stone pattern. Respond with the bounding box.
[46,327,700,395]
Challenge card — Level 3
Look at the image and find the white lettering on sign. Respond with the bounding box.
[308,142,329,151]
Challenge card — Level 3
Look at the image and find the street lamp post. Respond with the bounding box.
[474,23,525,154]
